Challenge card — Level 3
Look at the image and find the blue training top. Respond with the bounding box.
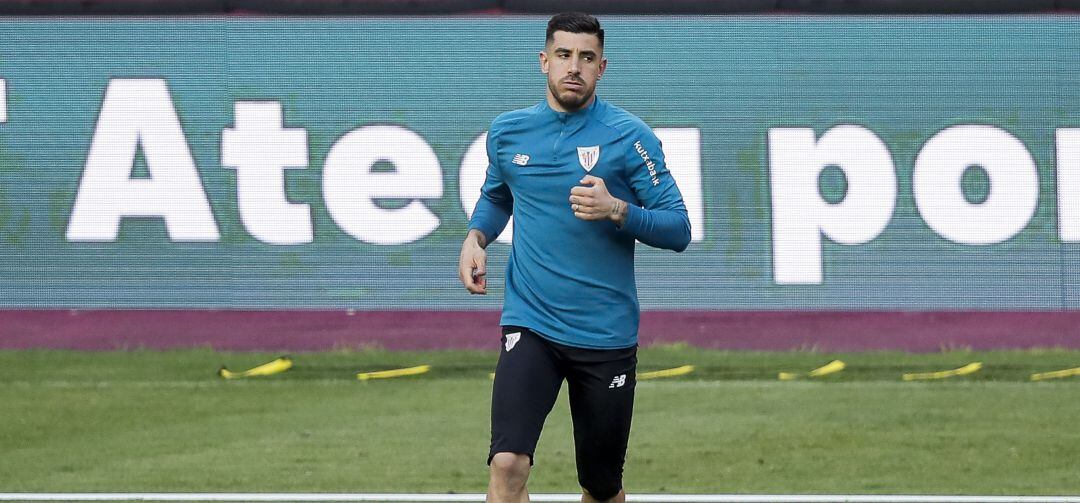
[469,96,691,349]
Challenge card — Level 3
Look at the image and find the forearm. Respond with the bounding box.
[619,204,691,252]
[469,195,512,245]
[466,228,488,249]
[610,199,629,227]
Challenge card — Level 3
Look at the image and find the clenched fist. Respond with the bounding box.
[569,175,627,225]
[458,229,488,295]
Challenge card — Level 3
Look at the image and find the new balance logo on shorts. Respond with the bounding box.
[512,153,530,166]
[504,332,521,352]
[608,374,626,388]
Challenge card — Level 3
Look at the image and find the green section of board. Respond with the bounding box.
[0,18,1077,309]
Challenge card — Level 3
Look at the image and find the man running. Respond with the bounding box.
[459,12,691,503]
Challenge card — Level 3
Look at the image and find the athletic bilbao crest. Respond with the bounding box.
[577,145,600,172]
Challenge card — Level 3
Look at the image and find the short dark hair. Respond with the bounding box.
[545,12,604,47]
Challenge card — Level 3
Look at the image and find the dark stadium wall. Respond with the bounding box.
[773,0,1057,14]
[3,311,1080,352]
[0,0,1071,14]
[1,16,1078,350]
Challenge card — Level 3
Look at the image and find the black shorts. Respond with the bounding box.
[489,326,637,500]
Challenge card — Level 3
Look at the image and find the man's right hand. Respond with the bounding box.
[459,229,489,295]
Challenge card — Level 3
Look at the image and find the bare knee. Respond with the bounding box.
[489,452,531,490]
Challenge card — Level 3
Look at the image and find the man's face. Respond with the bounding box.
[540,30,606,112]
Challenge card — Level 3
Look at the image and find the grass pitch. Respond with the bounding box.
[2,347,1079,495]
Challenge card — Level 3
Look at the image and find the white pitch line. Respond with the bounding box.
[2,494,1080,503]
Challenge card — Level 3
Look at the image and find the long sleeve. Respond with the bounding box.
[620,129,691,252]
[468,129,513,243]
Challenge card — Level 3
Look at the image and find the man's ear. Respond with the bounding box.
[598,57,607,79]
[539,50,549,74]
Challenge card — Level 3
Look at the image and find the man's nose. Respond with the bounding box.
[568,57,580,74]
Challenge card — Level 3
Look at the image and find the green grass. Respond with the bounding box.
[2,347,1080,495]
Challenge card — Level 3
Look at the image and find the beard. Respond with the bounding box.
[547,78,593,112]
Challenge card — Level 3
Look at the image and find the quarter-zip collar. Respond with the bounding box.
[541,96,603,162]
[540,95,603,124]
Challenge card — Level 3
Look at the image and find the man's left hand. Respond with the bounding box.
[570,175,627,226]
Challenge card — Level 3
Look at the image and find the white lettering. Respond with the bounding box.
[655,128,704,242]
[913,125,1038,245]
[634,140,661,186]
[1057,128,1080,241]
[67,79,219,242]
[0,78,6,123]
[221,101,312,245]
[323,124,442,245]
[768,125,896,285]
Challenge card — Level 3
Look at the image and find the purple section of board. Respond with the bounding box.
[1,310,1077,351]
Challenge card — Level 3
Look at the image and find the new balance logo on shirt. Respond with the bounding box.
[608,374,627,388]
[512,153,530,166]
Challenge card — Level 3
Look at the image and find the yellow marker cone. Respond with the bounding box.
[1031,366,1080,381]
[357,364,431,381]
[638,365,695,380]
[779,360,845,380]
[902,362,982,381]
[218,356,293,379]
[809,360,846,377]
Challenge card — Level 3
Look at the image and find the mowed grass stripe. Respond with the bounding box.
[5,347,1080,382]
[2,348,1079,495]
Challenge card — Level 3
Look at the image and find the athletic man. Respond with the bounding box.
[458,12,691,503]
